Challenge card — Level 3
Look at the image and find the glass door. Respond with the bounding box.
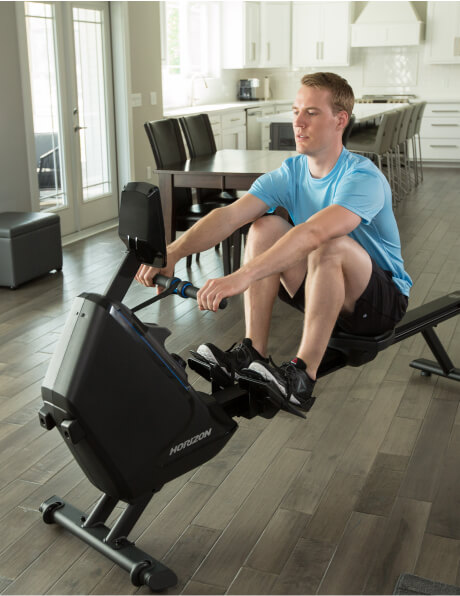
[23,1,118,235]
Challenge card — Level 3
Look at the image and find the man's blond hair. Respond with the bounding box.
[301,72,354,118]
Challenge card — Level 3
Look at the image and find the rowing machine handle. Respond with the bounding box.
[153,274,228,310]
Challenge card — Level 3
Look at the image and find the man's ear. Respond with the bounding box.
[337,110,349,131]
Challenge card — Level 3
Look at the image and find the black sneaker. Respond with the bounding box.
[245,358,316,411]
[195,338,267,381]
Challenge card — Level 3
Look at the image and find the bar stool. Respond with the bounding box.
[406,102,426,187]
[391,106,412,202]
[347,110,401,201]
[413,102,427,185]
[396,104,418,196]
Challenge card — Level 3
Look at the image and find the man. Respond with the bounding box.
[136,72,412,410]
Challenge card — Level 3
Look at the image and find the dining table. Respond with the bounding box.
[154,149,297,244]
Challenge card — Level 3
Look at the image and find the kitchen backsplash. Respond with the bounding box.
[188,45,460,107]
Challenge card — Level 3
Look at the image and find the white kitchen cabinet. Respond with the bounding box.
[425,2,460,64]
[221,1,290,69]
[292,2,351,67]
[221,110,247,149]
[209,114,222,150]
[221,1,260,69]
[259,2,291,68]
[419,103,460,162]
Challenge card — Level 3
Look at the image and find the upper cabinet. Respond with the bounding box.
[425,1,460,64]
[259,2,291,68]
[292,2,351,67]
[221,1,260,68]
[221,1,290,69]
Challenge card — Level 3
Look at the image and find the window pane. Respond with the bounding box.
[73,7,111,201]
[166,4,180,75]
[25,1,65,210]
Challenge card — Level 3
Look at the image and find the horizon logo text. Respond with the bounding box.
[169,428,212,456]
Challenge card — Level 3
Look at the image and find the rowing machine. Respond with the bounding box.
[37,182,459,592]
[37,183,303,592]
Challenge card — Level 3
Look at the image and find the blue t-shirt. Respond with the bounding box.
[249,148,412,297]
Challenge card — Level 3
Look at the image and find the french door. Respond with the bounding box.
[21,1,118,235]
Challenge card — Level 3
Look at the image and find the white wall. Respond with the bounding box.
[0,2,31,212]
[127,1,164,183]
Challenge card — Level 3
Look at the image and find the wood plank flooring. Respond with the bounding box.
[0,167,459,594]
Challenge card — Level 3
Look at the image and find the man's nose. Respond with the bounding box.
[293,113,305,128]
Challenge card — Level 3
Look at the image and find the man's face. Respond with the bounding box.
[292,85,347,156]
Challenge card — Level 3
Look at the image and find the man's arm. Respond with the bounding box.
[135,193,268,287]
[197,204,362,311]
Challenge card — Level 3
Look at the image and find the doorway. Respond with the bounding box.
[21,1,118,235]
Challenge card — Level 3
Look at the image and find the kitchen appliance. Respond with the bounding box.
[238,78,262,101]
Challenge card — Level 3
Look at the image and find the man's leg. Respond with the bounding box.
[244,215,307,357]
[246,234,372,411]
[297,236,372,379]
[195,215,306,379]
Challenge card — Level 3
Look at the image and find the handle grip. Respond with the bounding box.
[153,275,228,309]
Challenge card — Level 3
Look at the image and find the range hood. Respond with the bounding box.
[351,2,424,47]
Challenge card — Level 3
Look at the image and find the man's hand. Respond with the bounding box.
[197,270,252,312]
[135,261,175,290]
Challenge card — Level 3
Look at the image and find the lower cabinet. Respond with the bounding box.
[221,110,247,149]
[420,103,460,162]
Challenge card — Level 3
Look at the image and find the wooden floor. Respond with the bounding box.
[0,167,459,595]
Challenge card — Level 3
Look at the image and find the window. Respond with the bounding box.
[160,1,220,108]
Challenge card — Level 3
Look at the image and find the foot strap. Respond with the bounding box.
[188,352,235,388]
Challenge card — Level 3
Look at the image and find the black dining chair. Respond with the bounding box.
[178,114,240,204]
[179,114,251,272]
[144,118,232,271]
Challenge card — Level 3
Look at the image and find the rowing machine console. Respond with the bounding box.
[37,182,460,592]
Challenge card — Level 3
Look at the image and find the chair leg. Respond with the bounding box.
[232,230,242,271]
[222,237,231,276]
[412,137,419,186]
[417,134,424,183]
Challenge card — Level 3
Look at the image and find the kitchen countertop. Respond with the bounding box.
[259,102,407,125]
[164,99,292,117]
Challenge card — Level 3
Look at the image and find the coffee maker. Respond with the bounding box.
[238,78,261,101]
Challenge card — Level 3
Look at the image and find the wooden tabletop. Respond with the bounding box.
[154,149,297,176]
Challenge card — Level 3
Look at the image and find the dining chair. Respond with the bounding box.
[144,118,232,272]
[178,114,239,204]
[179,113,249,272]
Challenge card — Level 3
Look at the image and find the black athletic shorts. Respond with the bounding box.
[278,258,409,336]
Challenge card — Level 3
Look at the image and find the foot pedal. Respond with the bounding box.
[188,351,234,388]
[238,372,306,419]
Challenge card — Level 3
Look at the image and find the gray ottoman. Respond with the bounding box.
[0,211,62,288]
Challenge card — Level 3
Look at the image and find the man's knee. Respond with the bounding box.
[247,215,292,249]
[308,236,350,268]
